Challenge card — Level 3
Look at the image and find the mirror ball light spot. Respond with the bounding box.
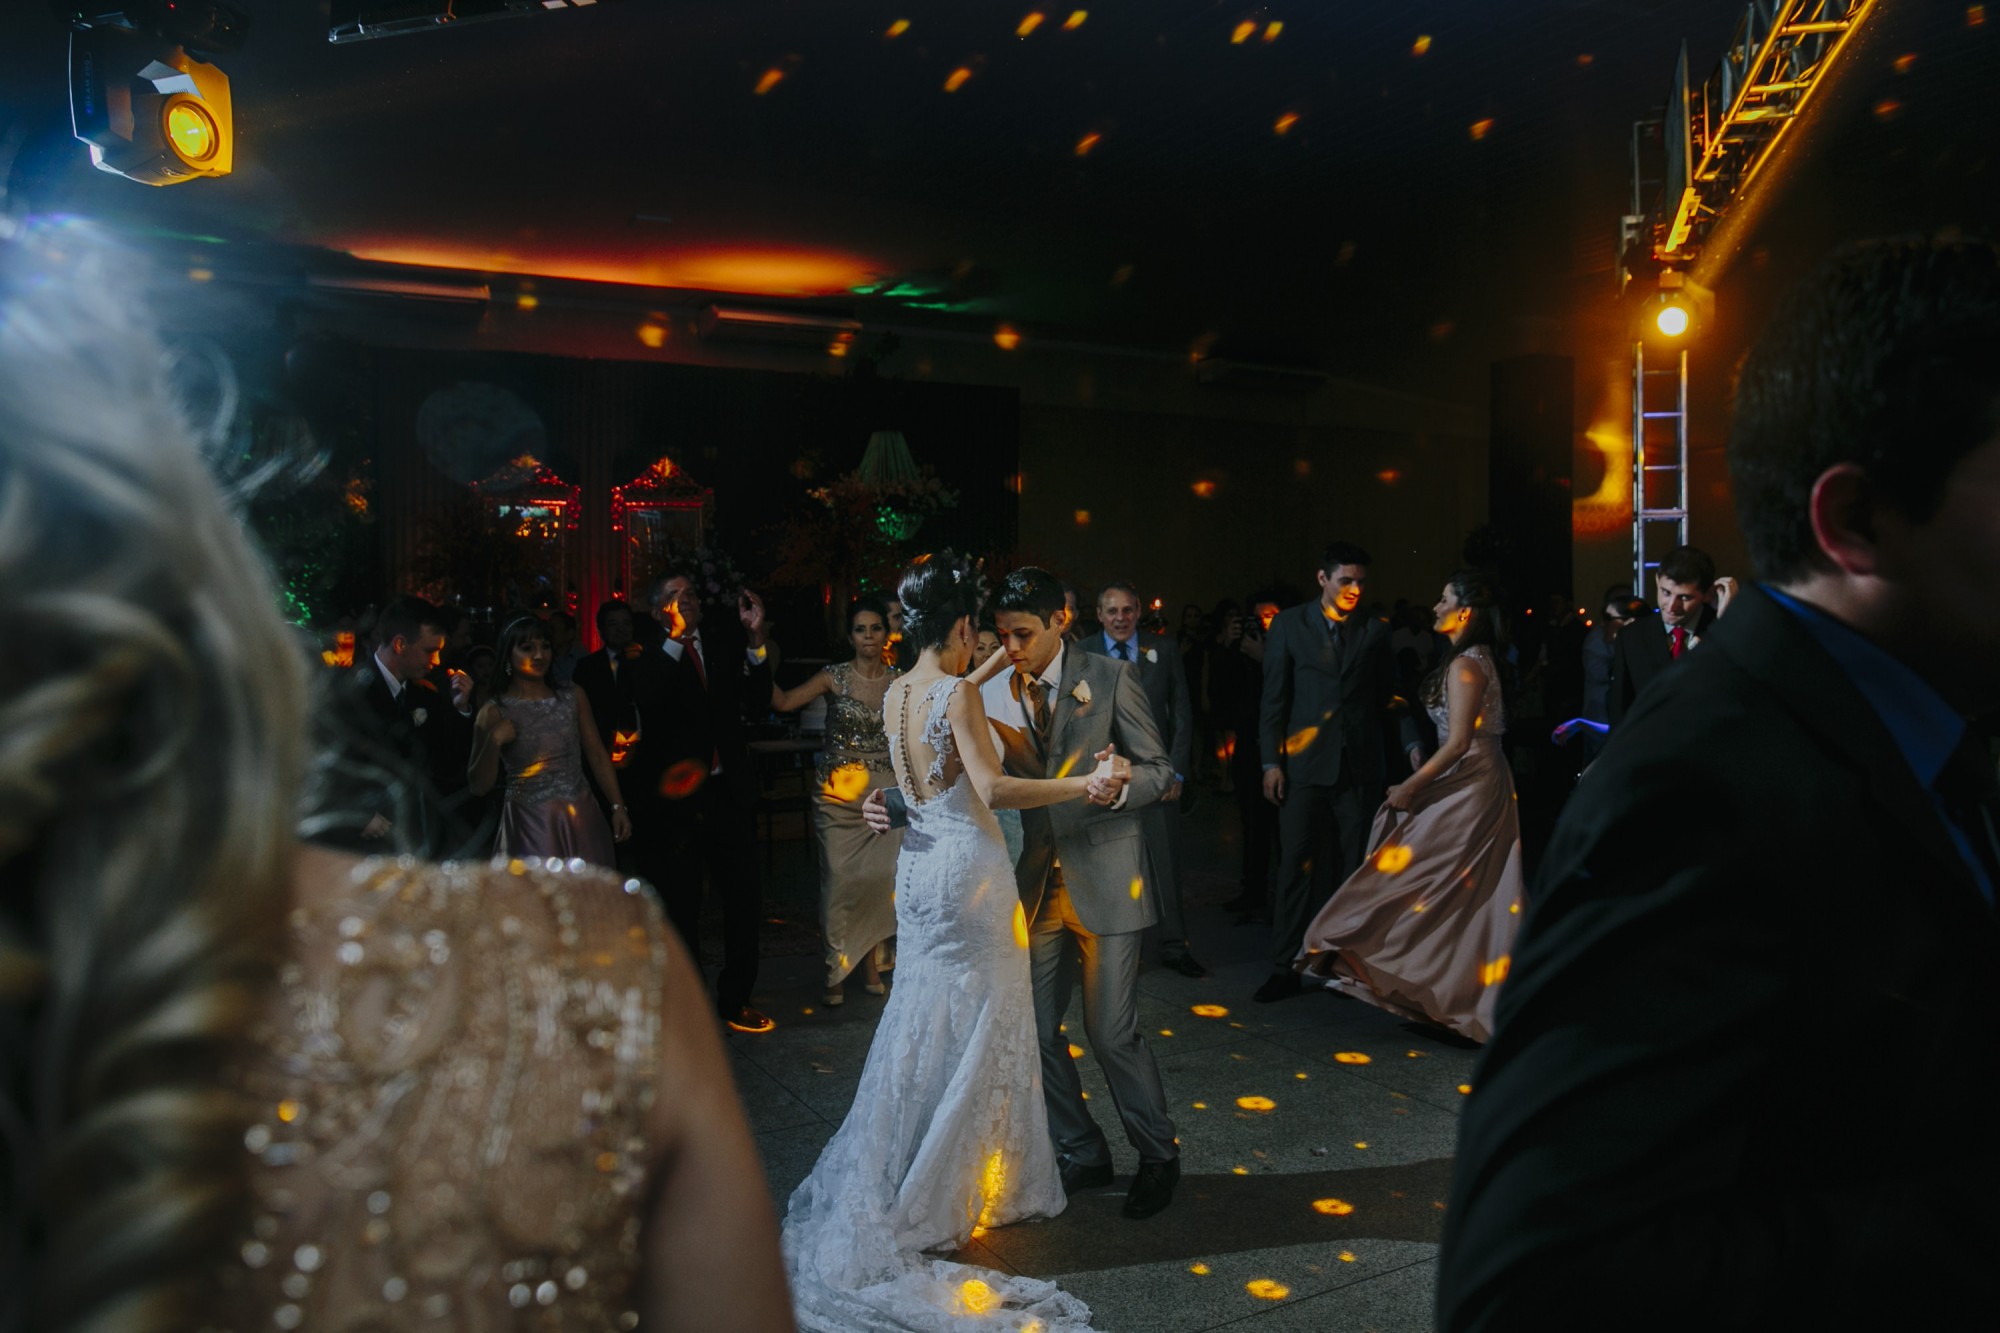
[1312,1198,1355,1216]
[959,1279,1001,1314]
[1073,509,1090,526]
[1353,1141,1369,1149]
[1273,112,1300,136]
[1873,98,1903,121]
[753,68,785,95]
[1159,1028,1174,1037]
[1282,726,1319,756]
[994,324,1022,350]
[1231,1166,1249,1175]
[660,759,708,798]
[1064,11,1087,31]
[1375,844,1413,874]
[1480,955,1511,986]
[1469,118,1496,141]
[822,765,869,802]
[1018,12,1046,37]
[886,18,910,37]
[1075,131,1102,156]
[945,67,974,92]
[1231,20,1256,43]
[1339,1251,1357,1263]
[1189,1263,1210,1276]
[1191,1004,1229,1018]
[1296,1072,1309,1079]
[1458,1084,1473,1094]
[636,323,668,348]
[1412,34,1433,56]
[1263,21,1283,41]
[1068,1043,1086,1059]
[1129,876,1145,900]
[1969,6,1986,28]
[1191,479,1218,497]
[1246,1279,1289,1300]
[1236,1096,1276,1112]
[1333,1051,1371,1065]
[1376,468,1402,485]
[1013,902,1030,949]
[1192,1101,1207,1109]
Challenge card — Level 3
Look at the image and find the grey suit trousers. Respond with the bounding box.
[1030,877,1179,1166]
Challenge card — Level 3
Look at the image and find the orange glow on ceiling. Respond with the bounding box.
[337,241,879,300]
[886,18,910,38]
[1017,12,1046,37]
[1274,112,1300,135]
[1469,118,1496,141]
[1075,131,1102,156]
[754,68,785,95]
[1063,10,1087,29]
[1231,20,1256,43]
[944,66,975,92]
[1413,34,1433,56]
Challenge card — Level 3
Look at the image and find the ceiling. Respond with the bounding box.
[0,1,1977,404]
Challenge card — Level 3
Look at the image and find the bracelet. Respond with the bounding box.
[611,803,627,811]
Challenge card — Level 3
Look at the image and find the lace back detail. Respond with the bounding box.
[890,676,964,805]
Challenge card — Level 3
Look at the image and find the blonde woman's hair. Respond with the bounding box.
[0,218,307,1331]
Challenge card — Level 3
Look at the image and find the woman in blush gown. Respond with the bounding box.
[469,614,632,868]
[783,559,1116,1333]
[770,596,901,1005]
[1294,570,1525,1043]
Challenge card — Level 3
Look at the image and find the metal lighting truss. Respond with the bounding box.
[1660,0,1880,261]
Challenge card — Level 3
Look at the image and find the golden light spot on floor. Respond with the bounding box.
[1339,1250,1357,1262]
[1068,1044,1085,1059]
[1246,1279,1289,1300]
[1236,1096,1276,1112]
[1231,1166,1249,1175]
[1375,844,1413,874]
[1295,1072,1309,1080]
[1333,1051,1371,1064]
[1159,1029,1175,1037]
[1353,1142,1369,1150]
[1458,1084,1472,1095]
[959,1278,1000,1314]
[1192,1101,1207,1110]
[1189,1263,1210,1275]
[1312,1198,1355,1216]
[1191,1004,1229,1018]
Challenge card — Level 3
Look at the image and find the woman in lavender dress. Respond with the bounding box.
[469,615,632,867]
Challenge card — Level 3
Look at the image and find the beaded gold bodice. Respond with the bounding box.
[815,660,898,785]
[220,856,668,1331]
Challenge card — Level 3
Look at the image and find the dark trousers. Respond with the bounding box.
[1269,770,1370,972]
[644,780,761,1014]
[1231,751,1279,904]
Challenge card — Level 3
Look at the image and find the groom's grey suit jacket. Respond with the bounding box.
[979,649,1174,936]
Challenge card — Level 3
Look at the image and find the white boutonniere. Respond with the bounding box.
[1070,680,1092,706]
[1144,647,1158,663]
[410,707,429,727]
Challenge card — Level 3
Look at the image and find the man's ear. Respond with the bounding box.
[1808,463,1886,577]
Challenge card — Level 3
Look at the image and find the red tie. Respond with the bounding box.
[686,638,721,774]
[1670,625,1687,659]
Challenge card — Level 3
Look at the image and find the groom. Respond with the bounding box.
[869,567,1184,1218]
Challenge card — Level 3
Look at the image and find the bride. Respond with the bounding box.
[783,558,1118,1333]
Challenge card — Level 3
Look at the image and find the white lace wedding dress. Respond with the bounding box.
[782,676,1098,1332]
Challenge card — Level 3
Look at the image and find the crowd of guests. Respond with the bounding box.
[6,215,1997,1331]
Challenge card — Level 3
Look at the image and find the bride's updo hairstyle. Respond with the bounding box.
[0,219,306,1331]
[895,553,983,653]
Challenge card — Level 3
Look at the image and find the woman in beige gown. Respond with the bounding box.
[0,220,793,1333]
[771,598,902,1005]
[1295,570,1525,1043]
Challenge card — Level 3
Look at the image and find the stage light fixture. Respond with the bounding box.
[63,4,246,186]
[1636,271,1711,344]
[1654,301,1691,338]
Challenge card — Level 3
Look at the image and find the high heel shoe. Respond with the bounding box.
[823,986,844,1006]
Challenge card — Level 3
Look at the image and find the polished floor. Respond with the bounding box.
[722,785,1475,1331]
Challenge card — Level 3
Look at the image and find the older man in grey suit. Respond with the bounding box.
[1081,580,1206,978]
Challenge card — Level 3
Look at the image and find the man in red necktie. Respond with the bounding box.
[1608,545,1718,727]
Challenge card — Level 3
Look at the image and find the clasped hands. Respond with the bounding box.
[1084,744,1131,807]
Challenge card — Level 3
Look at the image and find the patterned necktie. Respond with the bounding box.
[1017,673,1051,760]
[1670,625,1687,659]
[1937,732,2000,905]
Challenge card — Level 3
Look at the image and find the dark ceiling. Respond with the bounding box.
[0,1,1987,404]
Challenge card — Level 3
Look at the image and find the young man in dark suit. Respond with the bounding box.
[627,571,776,1033]
[1607,543,1720,726]
[1440,237,2000,1329]
[1083,579,1205,977]
[1253,541,1397,1003]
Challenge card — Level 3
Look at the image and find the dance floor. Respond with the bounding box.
[728,789,1474,1331]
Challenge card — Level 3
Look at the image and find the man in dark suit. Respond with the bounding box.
[1083,579,1205,977]
[1607,544,1720,726]
[321,595,476,858]
[1439,237,2000,1329]
[1253,541,1396,1003]
[571,599,641,757]
[627,571,776,1033]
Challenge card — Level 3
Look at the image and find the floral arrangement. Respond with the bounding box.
[661,543,750,608]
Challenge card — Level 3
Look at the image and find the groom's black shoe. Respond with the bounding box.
[1252,971,1305,1003]
[1123,1157,1179,1219]
[1060,1160,1114,1195]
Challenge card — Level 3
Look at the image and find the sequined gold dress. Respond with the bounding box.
[221,856,668,1330]
[1295,645,1525,1042]
[813,660,902,988]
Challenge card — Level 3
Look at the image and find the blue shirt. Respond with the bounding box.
[1102,631,1137,661]
[1765,586,1991,904]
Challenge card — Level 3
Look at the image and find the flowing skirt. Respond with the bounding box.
[1295,738,1524,1042]
[815,766,903,987]
[496,789,617,870]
